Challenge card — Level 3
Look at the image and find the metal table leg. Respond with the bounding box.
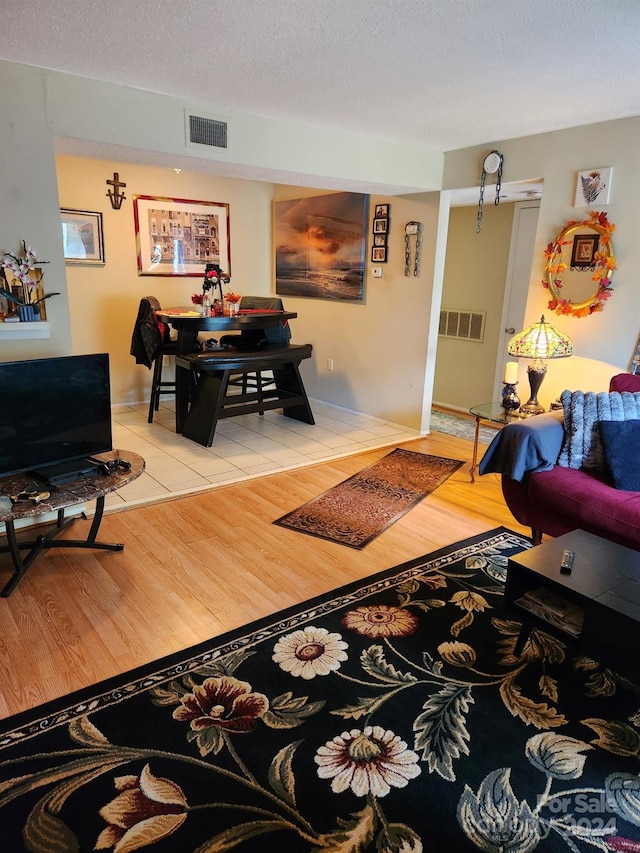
[469,415,481,483]
[0,497,123,596]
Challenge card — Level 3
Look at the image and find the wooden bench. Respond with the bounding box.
[175,343,314,446]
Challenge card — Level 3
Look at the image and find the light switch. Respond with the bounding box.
[372,267,383,278]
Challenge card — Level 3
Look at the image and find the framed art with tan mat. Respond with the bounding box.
[273,448,464,548]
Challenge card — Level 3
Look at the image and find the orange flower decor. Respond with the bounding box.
[225,291,241,303]
[543,211,616,319]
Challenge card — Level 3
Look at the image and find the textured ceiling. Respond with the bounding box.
[3,0,639,192]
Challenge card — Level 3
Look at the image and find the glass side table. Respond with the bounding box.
[468,402,528,483]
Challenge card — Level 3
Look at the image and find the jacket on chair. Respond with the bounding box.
[130,296,168,368]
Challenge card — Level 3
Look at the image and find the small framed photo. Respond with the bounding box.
[373,233,387,247]
[570,233,599,270]
[60,209,105,264]
[373,218,388,234]
[574,167,612,207]
[374,203,389,219]
[371,246,387,263]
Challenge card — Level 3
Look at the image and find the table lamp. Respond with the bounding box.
[507,315,573,415]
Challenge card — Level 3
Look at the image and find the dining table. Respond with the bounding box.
[156,308,298,433]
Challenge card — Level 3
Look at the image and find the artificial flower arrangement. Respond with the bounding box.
[0,241,59,318]
[191,263,238,309]
[543,211,616,319]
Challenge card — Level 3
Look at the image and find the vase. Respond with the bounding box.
[18,305,38,322]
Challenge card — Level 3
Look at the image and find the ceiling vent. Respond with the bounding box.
[185,111,228,150]
[439,309,486,342]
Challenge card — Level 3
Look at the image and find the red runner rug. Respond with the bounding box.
[273,447,464,548]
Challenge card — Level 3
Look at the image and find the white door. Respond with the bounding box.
[493,201,541,397]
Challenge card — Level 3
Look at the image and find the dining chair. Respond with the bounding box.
[130,295,178,423]
[219,296,292,413]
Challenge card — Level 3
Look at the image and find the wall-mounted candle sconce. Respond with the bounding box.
[106,172,127,210]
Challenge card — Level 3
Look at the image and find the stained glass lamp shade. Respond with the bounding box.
[507,315,573,414]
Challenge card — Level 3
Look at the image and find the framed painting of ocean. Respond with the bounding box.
[275,192,369,301]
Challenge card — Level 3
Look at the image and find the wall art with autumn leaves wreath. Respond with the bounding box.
[543,211,616,318]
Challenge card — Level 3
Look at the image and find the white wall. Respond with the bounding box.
[0,64,72,360]
[47,67,444,195]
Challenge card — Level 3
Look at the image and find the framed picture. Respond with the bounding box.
[574,167,613,207]
[371,246,387,263]
[60,209,105,265]
[373,218,388,234]
[570,233,599,270]
[374,203,389,219]
[373,233,387,247]
[274,192,369,301]
[133,195,230,276]
[631,333,640,375]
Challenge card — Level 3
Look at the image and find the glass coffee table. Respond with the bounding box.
[468,402,527,483]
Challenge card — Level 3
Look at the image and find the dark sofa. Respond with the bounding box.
[479,374,640,550]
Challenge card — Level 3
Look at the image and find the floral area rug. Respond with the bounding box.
[1,528,640,852]
[273,448,464,548]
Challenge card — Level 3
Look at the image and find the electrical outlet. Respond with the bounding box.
[327,358,334,371]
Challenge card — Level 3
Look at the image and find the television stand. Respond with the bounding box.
[0,451,144,596]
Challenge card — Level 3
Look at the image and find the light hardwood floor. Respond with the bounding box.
[0,431,525,719]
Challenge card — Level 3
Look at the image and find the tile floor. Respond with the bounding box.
[106,398,420,511]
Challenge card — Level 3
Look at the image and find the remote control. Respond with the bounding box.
[560,549,575,574]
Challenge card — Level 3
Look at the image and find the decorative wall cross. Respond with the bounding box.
[106,172,127,209]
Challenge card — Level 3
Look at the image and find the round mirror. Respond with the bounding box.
[544,212,616,318]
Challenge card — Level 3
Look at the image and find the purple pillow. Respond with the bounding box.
[609,373,640,393]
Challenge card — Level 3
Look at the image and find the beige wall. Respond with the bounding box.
[273,186,441,427]
[442,118,640,406]
[434,203,514,408]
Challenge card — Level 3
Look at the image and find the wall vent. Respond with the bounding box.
[185,111,228,150]
[439,309,486,342]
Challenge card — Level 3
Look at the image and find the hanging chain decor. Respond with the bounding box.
[476,151,503,233]
[404,221,423,277]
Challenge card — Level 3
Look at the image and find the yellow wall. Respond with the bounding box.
[57,156,273,406]
[55,162,441,429]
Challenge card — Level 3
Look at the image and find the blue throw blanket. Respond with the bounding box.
[478,410,565,482]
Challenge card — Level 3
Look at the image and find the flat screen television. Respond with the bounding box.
[0,353,113,482]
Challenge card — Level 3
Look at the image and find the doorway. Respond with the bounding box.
[432,182,542,413]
